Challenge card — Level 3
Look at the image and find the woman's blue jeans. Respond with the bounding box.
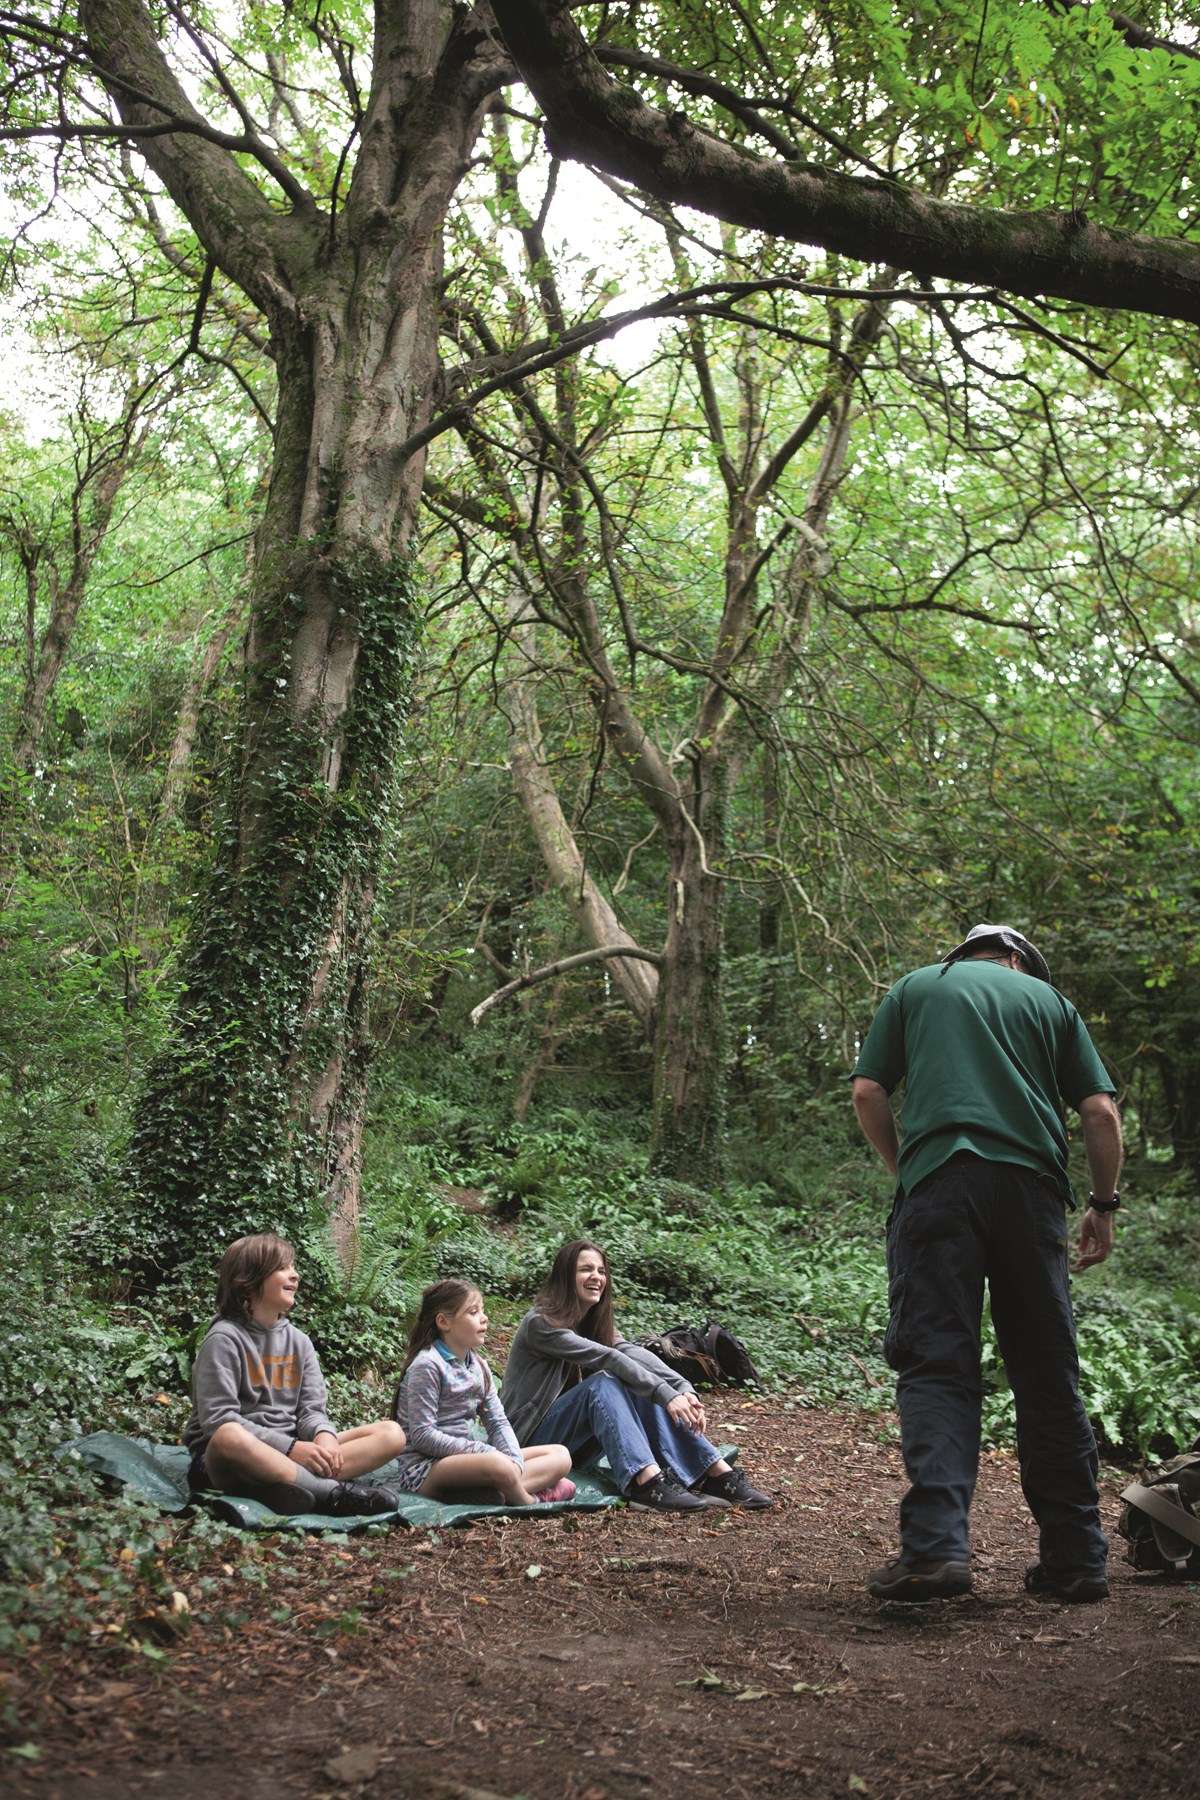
[885,1152,1107,1577]
[537,1373,719,1495]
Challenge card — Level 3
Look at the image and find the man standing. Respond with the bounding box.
[852,924,1123,1604]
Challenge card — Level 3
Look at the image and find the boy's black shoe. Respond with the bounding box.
[626,1473,719,1513]
[257,1481,317,1517]
[867,1558,973,1601]
[323,1480,399,1518]
[1024,1561,1109,1603]
[697,1468,773,1510]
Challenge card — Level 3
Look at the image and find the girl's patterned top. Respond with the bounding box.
[393,1343,523,1468]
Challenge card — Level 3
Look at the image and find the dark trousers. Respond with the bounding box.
[885,1153,1107,1576]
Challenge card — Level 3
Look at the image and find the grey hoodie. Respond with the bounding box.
[499,1309,691,1445]
[183,1316,337,1455]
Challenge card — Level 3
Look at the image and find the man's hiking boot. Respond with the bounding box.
[697,1467,773,1510]
[1024,1561,1109,1603]
[323,1480,399,1518]
[867,1558,973,1601]
[626,1472,719,1513]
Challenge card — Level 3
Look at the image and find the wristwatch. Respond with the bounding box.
[1087,1191,1121,1213]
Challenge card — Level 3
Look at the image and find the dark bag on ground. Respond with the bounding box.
[637,1322,760,1388]
[1117,1450,1200,1577]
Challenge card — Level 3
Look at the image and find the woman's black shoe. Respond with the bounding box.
[626,1473,718,1512]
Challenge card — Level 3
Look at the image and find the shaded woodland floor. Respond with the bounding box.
[4,1402,1198,1799]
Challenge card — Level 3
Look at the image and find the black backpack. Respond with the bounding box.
[1118,1451,1200,1577]
[638,1322,761,1388]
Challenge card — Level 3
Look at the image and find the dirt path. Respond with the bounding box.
[4,1403,1198,1799]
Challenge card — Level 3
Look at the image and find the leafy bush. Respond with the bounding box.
[1073,1287,1200,1457]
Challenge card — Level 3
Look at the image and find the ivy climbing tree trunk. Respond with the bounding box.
[75,0,507,1272]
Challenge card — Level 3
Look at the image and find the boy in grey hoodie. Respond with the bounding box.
[184,1233,404,1516]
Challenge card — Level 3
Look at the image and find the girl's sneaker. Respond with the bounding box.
[535,1478,577,1504]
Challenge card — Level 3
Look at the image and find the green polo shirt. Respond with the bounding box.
[851,958,1115,1195]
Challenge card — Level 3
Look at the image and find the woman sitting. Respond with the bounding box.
[500,1238,771,1514]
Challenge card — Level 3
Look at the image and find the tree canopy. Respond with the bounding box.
[2,0,1200,1262]
[493,1,1200,321]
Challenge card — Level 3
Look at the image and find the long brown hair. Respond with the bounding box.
[536,1239,615,1345]
[397,1279,491,1396]
[215,1233,295,1326]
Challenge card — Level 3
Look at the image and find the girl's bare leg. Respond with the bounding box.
[335,1420,406,1478]
[419,1450,538,1506]
[204,1421,302,1491]
[520,1444,572,1490]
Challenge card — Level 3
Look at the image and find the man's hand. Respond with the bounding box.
[667,1392,707,1434]
[1074,1205,1114,1272]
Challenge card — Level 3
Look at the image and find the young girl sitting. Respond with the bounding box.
[391,1279,575,1506]
[184,1233,405,1516]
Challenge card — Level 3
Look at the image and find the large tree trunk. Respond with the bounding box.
[650,752,727,1184]
[123,323,431,1271]
[80,0,507,1275]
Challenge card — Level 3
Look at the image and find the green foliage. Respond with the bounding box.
[305,1186,461,1312]
[1073,1287,1200,1458]
[300,1182,465,1377]
[0,1248,235,1659]
[6,0,1200,1702]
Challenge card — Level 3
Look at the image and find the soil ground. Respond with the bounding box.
[3,1401,1198,1800]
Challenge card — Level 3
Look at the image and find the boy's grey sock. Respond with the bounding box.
[287,1466,339,1503]
[252,1468,339,1514]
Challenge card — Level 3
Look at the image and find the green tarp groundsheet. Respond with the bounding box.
[58,1432,626,1531]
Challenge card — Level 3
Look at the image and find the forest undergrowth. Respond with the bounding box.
[3,1062,1198,1723]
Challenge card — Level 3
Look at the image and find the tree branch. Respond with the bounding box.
[595,42,892,177]
[491,0,1200,325]
[418,277,994,464]
[79,0,308,310]
[469,944,663,1027]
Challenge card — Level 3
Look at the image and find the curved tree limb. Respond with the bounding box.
[489,0,1200,325]
[503,594,660,1033]
[469,944,664,1027]
[81,0,309,308]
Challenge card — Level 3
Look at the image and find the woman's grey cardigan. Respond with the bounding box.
[500,1310,694,1445]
